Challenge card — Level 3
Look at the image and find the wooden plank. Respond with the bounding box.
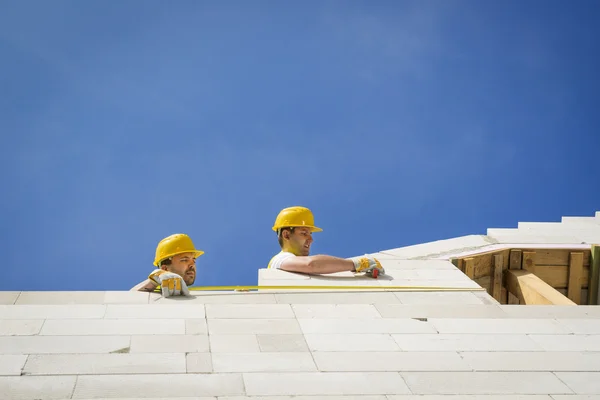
[492,254,503,301]
[509,250,522,270]
[464,258,475,279]
[468,249,510,279]
[508,250,521,304]
[588,244,600,305]
[523,264,589,288]
[520,248,591,267]
[522,251,536,270]
[568,252,584,304]
[474,276,491,292]
[506,270,577,306]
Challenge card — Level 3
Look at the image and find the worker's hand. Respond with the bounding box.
[148,270,190,297]
[349,255,385,276]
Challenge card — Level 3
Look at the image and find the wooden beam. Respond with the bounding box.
[508,250,522,304]
[492,254,503,301]
[506,269,576,306]
[464,257,475,279]
[588,244,600,305]
[567,252,584,304]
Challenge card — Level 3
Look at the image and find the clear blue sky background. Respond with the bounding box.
[1,1,598,291]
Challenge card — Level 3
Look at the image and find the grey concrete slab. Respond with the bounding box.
[394,292,486,305]
[210,334,260,353]
[130,334,209,353]
[292,304,381,319]
[242,372,411,396]
[0,335,131,354]
[0,292,19,305]
[257,334,309,352]
[208,319,302,334]
[23,353,186,375]
[460,351,600,371]
[104,304,205,319]
[429,318,571,334]
[0,355,27,376]
[186,318,207,334]
[212,353,317,372]
[298,318,436,334]
[528,335,600,351]
[0,376,76,400]
[186,353,213,372]
[206,304,294,319]
[275,292,400,304]
[0,320,43,335]
[400,372,573,394]
[312,351,470,372]
[0,305,106,319]
[375,304,507,319]
[392,334,544,352]
[15,291,106,305]
[304,333,399,352]
[72,373,245,398]
[40,319,185,335]
[553,372,600,394]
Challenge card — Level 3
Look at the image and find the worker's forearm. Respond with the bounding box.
[307,255,355,274]
[130,279,158,292]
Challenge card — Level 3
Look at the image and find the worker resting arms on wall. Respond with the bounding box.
[130,233,203,297]
[268,206,385,276]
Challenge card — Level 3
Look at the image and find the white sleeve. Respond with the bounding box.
[269,252,295,269]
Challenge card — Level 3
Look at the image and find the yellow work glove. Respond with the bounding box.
[348,254,385,276]
[148,270,191,297]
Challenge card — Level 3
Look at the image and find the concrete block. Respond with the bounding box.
[400,372,573,394]
[394,292,486,305]
[392,334,543,352]
[461,351,600,371]
[528,334,600,351]
[0,376,76,399]
[23,353,186,375]
[429,318,570,334]
[208,319,301,334]
[0,355,27,376]
[298,318,436,334]
[489,235,582,244]
[259,268,311,280]
[221,396,387,400]
[151,292,277,304]
[130,334,209,353]
[375,304,507,319]
[209,334,260,353]
[0,292,19,305]
[553,372,600,394]
[380,235,492,259]
[556,319,600,334]
[304,333,399,352]
[551,396,600,400]
[186,319,207,334]
[377,259,459,270]
[186,353,212,372]
[206,304,294,319]
[40,319,185,335]
[313,351,470,371]
[387,269,470,281]
[292,304,381,319]
[212,353,317,372]
[387,396,553,400]
[380,280,482,289]
[0,320,43,336]
[274,292,400,304]
[0,335,131,354]
[257,334,309,352]
[242,372,411,395]
[499,306,598,319]
[0,305,105,319]
[72,373,245,398]
[104,304,205,319]
[103,291,149,304]
[15,291,106,305]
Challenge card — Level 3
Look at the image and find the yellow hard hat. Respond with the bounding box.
[153,233,204,267]
[272,206,323,233]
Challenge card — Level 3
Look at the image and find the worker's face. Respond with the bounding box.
[162,252,196,285]
[286,227,313,256]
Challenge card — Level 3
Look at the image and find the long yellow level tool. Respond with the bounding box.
[184,285,486,292]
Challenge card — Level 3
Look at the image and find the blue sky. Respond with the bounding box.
[1,0,599,291]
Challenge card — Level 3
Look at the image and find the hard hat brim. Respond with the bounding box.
[153,250,205,267]
[272,225,323,232]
